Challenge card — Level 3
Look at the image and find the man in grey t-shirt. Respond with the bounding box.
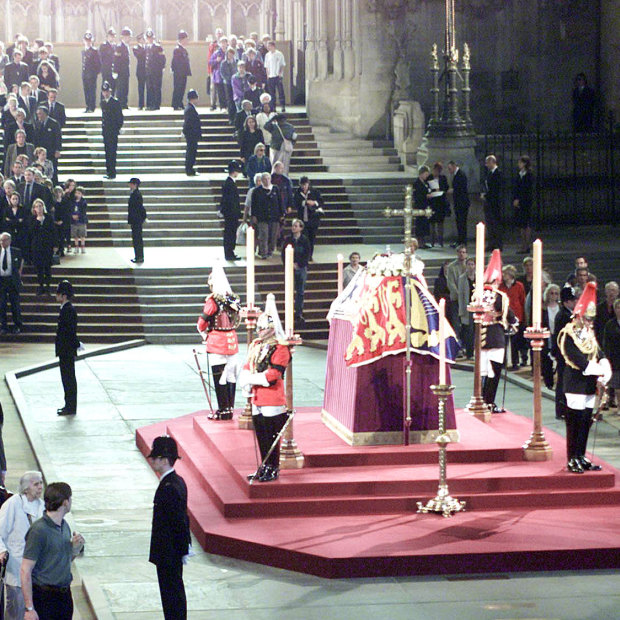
[20,482,85,620]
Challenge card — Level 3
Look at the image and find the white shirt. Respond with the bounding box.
[264,50,286,78]
[0,246,12,276]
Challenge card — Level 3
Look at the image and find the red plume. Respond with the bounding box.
[484,249,503,286]
[573,281,597,318]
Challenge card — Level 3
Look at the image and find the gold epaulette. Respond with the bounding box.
[557,322,599,370]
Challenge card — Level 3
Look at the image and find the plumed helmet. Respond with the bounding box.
[257,293,284,338]
[573,281,597,320]
[207,262,233,296]
[483,249,502,287]
[56,279,74,298]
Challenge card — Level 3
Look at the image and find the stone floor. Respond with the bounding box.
[4,341,619,619]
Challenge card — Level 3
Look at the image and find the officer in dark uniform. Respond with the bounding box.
[99,28,117,93]
[127,177,147,263]
[55,279,80,416]
[182,89,201,176]
[133,33,147,110]
[114,27,132,109]
[171,30,192,110]
[101,81,124,179]
[81,31,101,113]
[219,160,243,261]
[552,285,577,419]
[147,436,191,620]
[145,29,166,110]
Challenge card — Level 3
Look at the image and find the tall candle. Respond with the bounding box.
[439,297,446,385]
[246,226,255,308]
[337,253,344,294]
[285,244,294,336]
[532,239,542,328]
[475,222,485,303]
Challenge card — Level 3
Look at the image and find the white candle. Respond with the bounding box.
[285,244,294,336]
[439,297,446,385]
[475,222,485,303]
[337,253,344,294]
[246,226,255,308]
[532,239,542,328]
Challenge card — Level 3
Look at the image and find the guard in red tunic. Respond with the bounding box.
[239,294,291,482]
[196,264,241,420]
[557,282,611,473]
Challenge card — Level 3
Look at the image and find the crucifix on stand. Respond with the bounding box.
[383,185,432,445]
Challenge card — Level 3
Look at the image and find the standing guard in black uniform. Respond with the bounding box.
[171,30,192,110]
[551,285,577,419]
[219,160,244,261]
[182,89,201,176]
[127,177,147,263]
[101,81,123,179]
[55,279,80,416]
[81,32,101,113]
[114,27,132,109]
[99,28,117,94]
[557,282,611,473]
[145,29,166,111]
[133,33,147,110]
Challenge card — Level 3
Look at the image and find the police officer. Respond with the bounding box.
[101,81,123,179]
[81,32,101,113]
[182,89,201,175]
[55,279,80,416]
[100,27,117,92]
[219,160,243,261]
[145,29,166,110]
[114,27,132,109]
[171,30,192,110]
[133,33,147,110]
[127,177,147,263]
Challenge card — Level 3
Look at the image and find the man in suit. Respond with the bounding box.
[132,33,147,110]
[28,75,47,104]
[447,160,470,247]
[46,89,66,128]
[114,27,132,109]
[18,167,48,210]
[4,50,29,90]
[147,436,191,620]
[33,105,61,184]
[145,29,165,110]
[480,155,503,251]
[127,177,147,263]
[0,232,23,335]
[220,160,243,261]
[55,279,80,416]
[81,31,101,113]
[99,28,117,93]
[101,81,124,179]
[182,89,201,176]
[18,83,38,122]
[46,42,61,75]
[171,30,192,110]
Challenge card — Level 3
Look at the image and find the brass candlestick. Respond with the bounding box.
[237,306,260,430]
[523,326,553,461]
[417,383,466,518]
[280,334,305,469]
[466,301,492,423]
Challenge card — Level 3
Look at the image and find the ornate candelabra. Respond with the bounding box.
[280,333,305,469]
[466,300,493,423]
[523,326,553,460]
[417,383,466,517]
[237,306,260,430]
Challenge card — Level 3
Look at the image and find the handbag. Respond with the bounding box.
[276,124,294,153]
[236,222,248,244]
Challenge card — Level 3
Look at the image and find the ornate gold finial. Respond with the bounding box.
[431,43,439,70]
[463,42,470,70]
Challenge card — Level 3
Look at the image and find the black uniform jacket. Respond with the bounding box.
[220,176,241,220]
[55,301,79,358]
[127,189,146,225]
[183,103,202,141]
[171,44,192,76]
[101,96,124,135]
[452,168,470,211]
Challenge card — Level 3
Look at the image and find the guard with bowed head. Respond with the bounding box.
[239,293,292,482]
[196,263,241,420]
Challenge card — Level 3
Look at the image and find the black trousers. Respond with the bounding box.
[115,71,130,107]
[156,563,186,620]
[304,225,318,258]
[484,206,503,250]
[185,138,198,173]
[82,73,98,110]
[172,73,187,109]
[555,360,567,417]
[482,359,503,406]
[267,76,285,107]
[32,584,73,620]
[131,223,144,261]
[253,412,287,469]
[59,353,77,412]
[455,207,469,244]
[211,364,236,411]
[223,217,238,259]
[137,75,146,108]
[103,132,119,175]
[0,276,22,329]
[146,74,162,109]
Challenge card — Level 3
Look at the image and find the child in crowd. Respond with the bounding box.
[70,186,88,254]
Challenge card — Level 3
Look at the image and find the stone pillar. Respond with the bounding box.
[87,3,94,35]
[316,0,328,80]
[5,0,13,42]
[305,0,317,81]
[332,0,343,80]
[353,0,362,76]
[343,0,355,80]
[275,0,285,40]
[260,0,271,36]
[39,0,52,40]
[192,0,199,41]
[143,0,153,28]
[55,0,65,42]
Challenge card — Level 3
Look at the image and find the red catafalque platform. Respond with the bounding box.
[136,406,620,578]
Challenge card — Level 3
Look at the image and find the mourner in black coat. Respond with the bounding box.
[413,167,432,248]
[448,162,470,247]
[32,106,62,183]
[28,201,56,294]
[101,83,124,179]
[294,177,323,260]
[46,92,67,128]
[182,90,202,176]
[148,436,191,620]
[4,57,29,90]
[171,31,192,110]
[55,279,80,416]
[481,156,503,251]
[81,33,101,112]
[220,161,243,261]
[127,178,147,263]
[0,235,23,334]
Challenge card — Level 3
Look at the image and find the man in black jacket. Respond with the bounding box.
[55,279,80,416]
[182,89,201,176]
[0,232,23,335]
[99,28,117,92]
[18,167,48,210]
[220,160,243,261]
[294,176,323,260]
[127,178,147,263]
[46,89,66,128]
[552,285,577,419]
[133,33,147,110]
[171,31,192,110]
[481,155,503,251]
[113,27,132,109]
[148,436,191,620]
[33,106,62,184]
[4,50,29,90]
[447,161,470,247]
[81,31,101,113]
[101,81,124,179]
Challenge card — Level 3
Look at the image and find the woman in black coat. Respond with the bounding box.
[28,198,57,295]
[3,190,29,251]
[512,155,534,254]
[428,161,450,248]
[413,165,432,249]
[238,116,264,171]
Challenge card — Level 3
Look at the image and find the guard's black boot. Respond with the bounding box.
[565,409,584,473]
[578,408,601,471]
[210,365,230,419]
